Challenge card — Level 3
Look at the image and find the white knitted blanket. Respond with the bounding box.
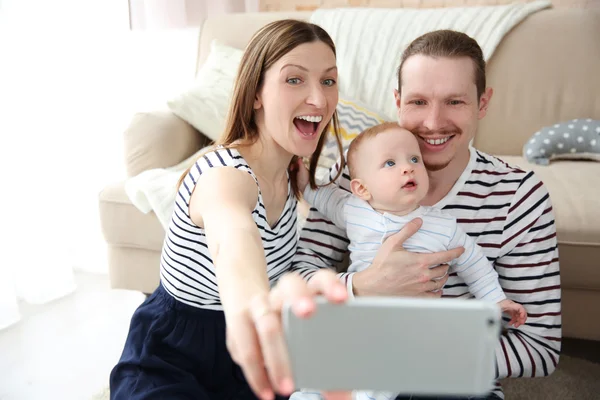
[309,0,551,119]
[125,149,205,229]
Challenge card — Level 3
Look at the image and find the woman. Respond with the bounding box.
[110,19,349,400]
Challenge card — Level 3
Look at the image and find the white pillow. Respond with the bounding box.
[167,40,243,141]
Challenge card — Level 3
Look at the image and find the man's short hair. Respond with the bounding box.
[396,30,486,100]
[347,121,400,179]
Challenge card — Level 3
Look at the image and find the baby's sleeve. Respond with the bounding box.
[448,222,507,303]
[303,184,351,229]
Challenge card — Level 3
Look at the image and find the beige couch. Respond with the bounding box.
[99,8,600,340]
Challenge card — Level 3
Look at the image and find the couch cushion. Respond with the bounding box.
[168,40,243,142]
[319,95,389,170]
[499,156,600,289]
[99,181,165,252]
[124,111,208,178]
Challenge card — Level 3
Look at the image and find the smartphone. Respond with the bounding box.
[282,296,501,397]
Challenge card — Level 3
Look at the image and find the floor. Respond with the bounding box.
[0,273,598,400]
[0,272,145,400]
[562,335,600,365]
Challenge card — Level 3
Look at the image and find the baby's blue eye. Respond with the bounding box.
[384,160,395,167]
[410,156,419,164]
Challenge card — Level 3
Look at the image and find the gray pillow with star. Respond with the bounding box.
[523,119,600,165]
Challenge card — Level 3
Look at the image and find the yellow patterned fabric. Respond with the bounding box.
[319,95,389,170]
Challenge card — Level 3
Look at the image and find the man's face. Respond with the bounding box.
[395,55,492,171]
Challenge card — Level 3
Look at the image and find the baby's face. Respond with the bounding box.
[352,127,429,213]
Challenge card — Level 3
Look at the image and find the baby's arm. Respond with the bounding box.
[449,224,527,326]
[498,299,528,327]
[448,223,506,302]
[303,184,351,230]
[296,161,351,230]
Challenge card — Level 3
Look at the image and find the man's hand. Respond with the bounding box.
[498,299,528,328]
[352,218,465,298]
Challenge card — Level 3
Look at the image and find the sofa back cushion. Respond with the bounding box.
[477,9,600,155]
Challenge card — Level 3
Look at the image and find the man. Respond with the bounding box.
[292,30,561,399]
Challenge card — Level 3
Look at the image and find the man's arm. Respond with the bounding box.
[494,171,561,379]
[291,159,354,287]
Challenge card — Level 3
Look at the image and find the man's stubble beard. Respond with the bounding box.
[414,127,463,173]
[424,159,451,172]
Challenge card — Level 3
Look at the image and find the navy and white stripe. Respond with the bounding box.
[160,147,298,310]
[293,148,561,398]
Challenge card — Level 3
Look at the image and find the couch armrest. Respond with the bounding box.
[123,110,211,177]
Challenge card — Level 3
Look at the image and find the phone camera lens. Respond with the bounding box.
[487,318,496,327]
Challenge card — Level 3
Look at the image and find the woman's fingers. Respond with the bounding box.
[323,391,353,400]
[270,272,316,318]
[234,272,320,400]
[249,296,294,397]
[226,309,274,400]
[307,269,348,303]
[248,270,348,398]
[270,270,347,319]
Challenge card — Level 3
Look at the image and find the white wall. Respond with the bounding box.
[0,0,198,277]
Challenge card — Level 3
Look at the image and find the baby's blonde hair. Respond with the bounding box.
[347,121,402,179]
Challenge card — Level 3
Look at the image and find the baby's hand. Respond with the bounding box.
[291,157,310,193]
[498,299,527,328]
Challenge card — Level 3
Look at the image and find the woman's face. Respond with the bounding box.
[254,41,338,158]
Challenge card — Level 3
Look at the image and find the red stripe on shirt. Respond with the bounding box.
[509,181,543,213]
[472,169,512,175]
[502,218,537,247]
[495,258,559,268]
[299,237,345,252]
[528,311,562,318]
[457,190,516,198]
[516,232,557,247]
[503,284,560,294]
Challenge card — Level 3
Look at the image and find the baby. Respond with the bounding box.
[292,121,527,400]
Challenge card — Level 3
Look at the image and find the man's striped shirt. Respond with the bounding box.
[160,147,298,310]
[291,148,561,397]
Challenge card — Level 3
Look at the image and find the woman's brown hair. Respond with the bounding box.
[178,19,344,198]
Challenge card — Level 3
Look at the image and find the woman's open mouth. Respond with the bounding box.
[294,115,323,138]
